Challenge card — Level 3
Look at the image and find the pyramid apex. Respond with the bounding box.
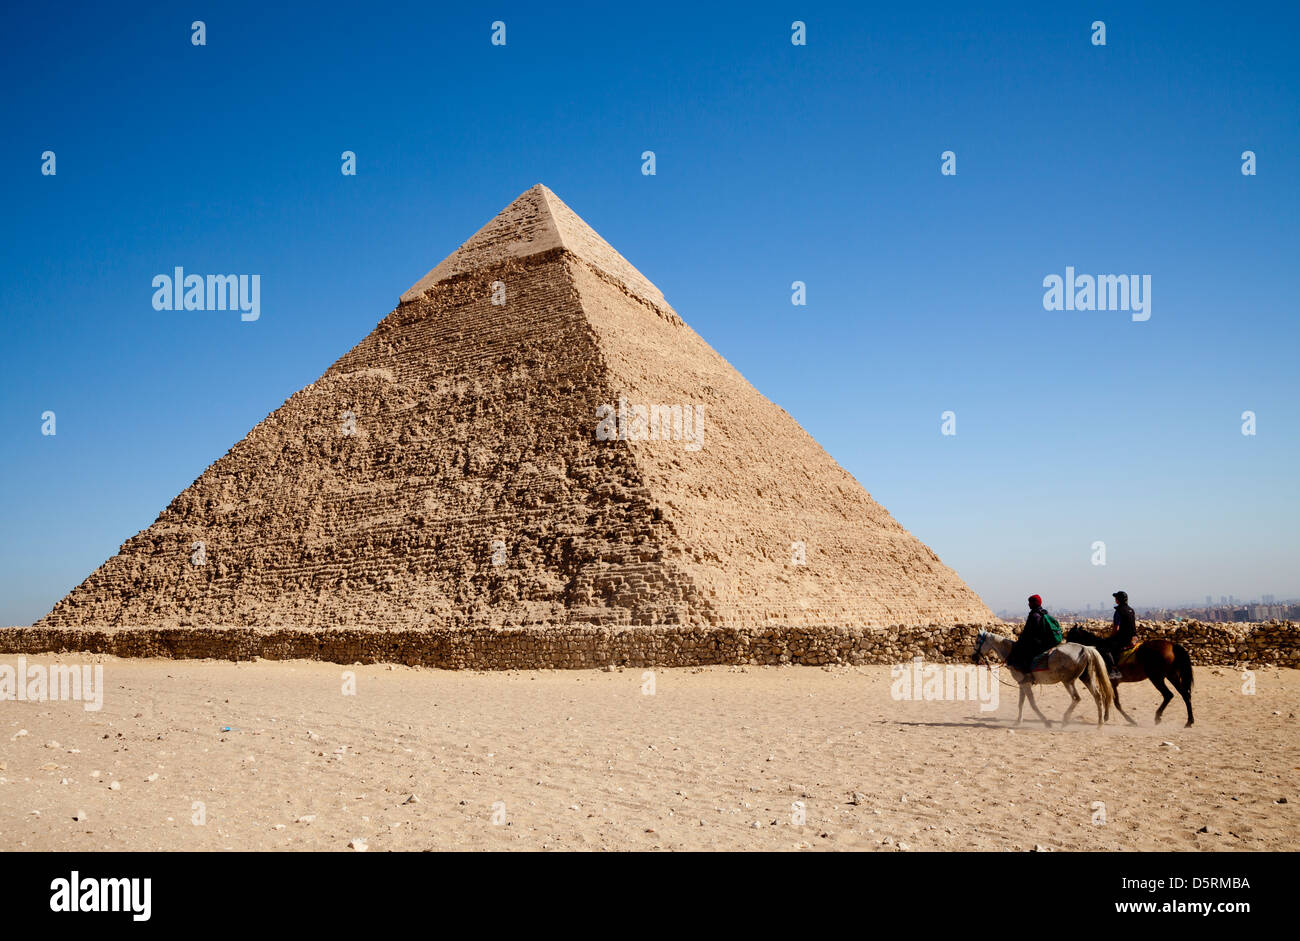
[401,185,665,307]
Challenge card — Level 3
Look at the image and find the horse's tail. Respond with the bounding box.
[1171,643,1195,693]
[1083,646,1113,722]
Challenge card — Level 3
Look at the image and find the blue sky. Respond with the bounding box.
[2,1,1297,623]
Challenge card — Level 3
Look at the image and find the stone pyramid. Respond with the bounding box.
[38,185,993,634]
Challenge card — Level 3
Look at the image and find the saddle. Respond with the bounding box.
[1116,646,1140,669]
[1029,649,1054,672]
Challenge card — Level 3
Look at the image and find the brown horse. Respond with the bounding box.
[1065,627,1194,726]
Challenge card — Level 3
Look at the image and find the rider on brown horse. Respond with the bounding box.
[1100,590,1139,681]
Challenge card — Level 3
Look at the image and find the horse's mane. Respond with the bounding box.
[1066,626,1104,644]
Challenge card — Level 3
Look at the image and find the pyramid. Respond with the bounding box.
[37,185,994,635]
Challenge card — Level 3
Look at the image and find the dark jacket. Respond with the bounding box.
[1111,604,1137,649]
[1023,608,1057,648]
[1010,608,1057,671]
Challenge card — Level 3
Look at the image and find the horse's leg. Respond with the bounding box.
[1024,685,1052,727]
[1061,679,1080,726]
[1174,673,1195,728]
[1077,672,1105,727]
[1111,681,1139,725]
[1155,645,1196,728]
[1017,684,1026,726]
[1149,674,1175,725]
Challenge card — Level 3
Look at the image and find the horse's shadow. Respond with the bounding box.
[895,717,1106,731]
[896,719,1005,730]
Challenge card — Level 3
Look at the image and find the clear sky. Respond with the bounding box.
[2,1,1297,624]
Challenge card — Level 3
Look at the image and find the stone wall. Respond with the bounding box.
[3,620,1295,669]
[1073,619,1299,669]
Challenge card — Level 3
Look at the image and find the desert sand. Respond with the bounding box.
[1,655,1295,851]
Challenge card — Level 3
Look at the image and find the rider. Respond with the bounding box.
[1101,590,1138,681]
[1008,594,1057,676]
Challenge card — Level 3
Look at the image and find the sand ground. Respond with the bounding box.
[1,655,1295,851]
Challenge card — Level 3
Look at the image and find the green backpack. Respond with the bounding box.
[1042,611,1064,644]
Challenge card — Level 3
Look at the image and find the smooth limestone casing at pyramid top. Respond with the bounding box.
[24,185,995,665]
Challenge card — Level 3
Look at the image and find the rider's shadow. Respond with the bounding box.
[895,716,1101,731]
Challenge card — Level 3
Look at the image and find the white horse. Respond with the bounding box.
[972,630,1114,728]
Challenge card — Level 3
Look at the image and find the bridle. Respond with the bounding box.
[974,631,1021,688]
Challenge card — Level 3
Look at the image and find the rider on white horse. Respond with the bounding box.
[1007,594,1058,676]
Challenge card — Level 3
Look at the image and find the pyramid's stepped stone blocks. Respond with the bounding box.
[42,257,700,630]
[31,183,995,661]
[2,621,1295,669]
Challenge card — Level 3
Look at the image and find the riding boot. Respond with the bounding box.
[1102,648,1121,683]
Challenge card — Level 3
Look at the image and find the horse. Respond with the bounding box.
[1065,627,1195,727]
[972,630,1113,728]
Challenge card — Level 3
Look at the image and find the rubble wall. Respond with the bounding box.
[3,620,1294,669]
